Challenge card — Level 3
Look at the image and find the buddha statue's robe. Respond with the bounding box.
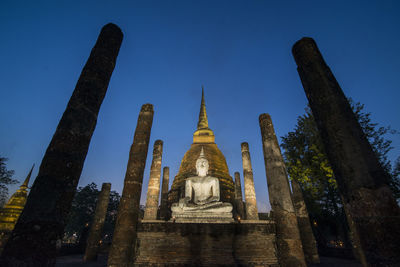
[171,176,232,213]
[186,176,219,204]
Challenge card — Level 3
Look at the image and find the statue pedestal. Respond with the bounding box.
[171,201,234,223]
[172,210,234,223]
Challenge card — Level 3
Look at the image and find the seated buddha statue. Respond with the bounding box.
[171,147,232,214]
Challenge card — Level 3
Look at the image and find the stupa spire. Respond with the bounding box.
[197,86,209,130]
[193,86,215,144]
[20,164,34,190]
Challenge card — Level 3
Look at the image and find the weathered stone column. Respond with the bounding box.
[241,142,259,220]
[259,114,306,266]
[143,140,163,220]
[159,167,170,220]
[292,37,400,266]
[107,104,154,267]
[0,23,123,267]
[234,172,245,220]
[84,183,111,262]
[291,179,319,264]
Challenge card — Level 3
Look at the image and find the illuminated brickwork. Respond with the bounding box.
[168,89,234,207]
[0,165,33,252]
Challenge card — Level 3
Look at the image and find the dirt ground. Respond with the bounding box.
[56,254,362,266]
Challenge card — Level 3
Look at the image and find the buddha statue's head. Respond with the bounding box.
[195,147,209,177]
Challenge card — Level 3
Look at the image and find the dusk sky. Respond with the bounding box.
[1,1,399,212]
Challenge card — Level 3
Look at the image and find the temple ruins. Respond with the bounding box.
[84,183,112,262]
[292,37,400,266]
[1,23,398,267]
[1,23,123,267]
[133,90,281,266]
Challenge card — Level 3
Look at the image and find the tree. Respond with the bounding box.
[0,157,18,207]
[351,101,397,175]
[391,157,400,200]
[102,190,121,243]
[64,183,99,241]
[64,183,121,246]
[281,100,399,247]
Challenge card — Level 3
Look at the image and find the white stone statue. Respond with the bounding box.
[171,147,232,218]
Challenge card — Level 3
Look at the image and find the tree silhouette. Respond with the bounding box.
[281,99,400,247]
[0,157,18,207]
[64,183,121,246]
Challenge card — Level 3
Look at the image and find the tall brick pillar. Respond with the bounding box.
[84,183,111,262]
[241,142,259,220]
[234,172,245,220]
[291,179,319,264]
[0,23,123,267]
[292,37,400,266]
[143,140,163,220]
[107,104,154,267]
[259,113,306,266]
[159,167,170,220]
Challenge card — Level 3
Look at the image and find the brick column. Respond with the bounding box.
[291,180,319,264]
[0,23,122,267]
[107,104,154,267]
[234,172,245,220]
[259,113,306,266]
[292,37,400,265]
[241,142,259,220]
[159,167,170,220]
[143,140,163,220]
[84,183,111,262]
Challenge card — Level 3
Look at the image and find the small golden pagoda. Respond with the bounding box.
[0,165,34,251]
[168,88,235,206]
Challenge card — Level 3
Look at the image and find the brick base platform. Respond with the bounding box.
[134,221,279,266]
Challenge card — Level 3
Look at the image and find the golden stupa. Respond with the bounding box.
[168,88,235,205]
[0,165,34,251]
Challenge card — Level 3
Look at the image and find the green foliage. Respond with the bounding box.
[0,157,18,207]
[281,107,341,217]
[282,100,399,205]
[64,182,121,243]
[281,100,399,245]
[350,100,397,175]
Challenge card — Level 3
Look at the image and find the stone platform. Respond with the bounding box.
[134,220,279,266]
[171,211,234,223]
[55,254,363,267]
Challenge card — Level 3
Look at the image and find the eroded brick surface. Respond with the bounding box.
[134,221,279,266]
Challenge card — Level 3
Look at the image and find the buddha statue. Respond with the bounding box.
[171,147,232,219]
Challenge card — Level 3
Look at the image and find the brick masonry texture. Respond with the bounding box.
[134,221,279,266]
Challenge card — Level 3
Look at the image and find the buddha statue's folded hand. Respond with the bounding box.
[209,196,219,202]
[179,197,190,209]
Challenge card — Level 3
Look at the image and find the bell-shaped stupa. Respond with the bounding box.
[0,165,34,251]
[168,88,235,206]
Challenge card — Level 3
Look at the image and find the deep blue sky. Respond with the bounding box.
[1,1,399,211]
